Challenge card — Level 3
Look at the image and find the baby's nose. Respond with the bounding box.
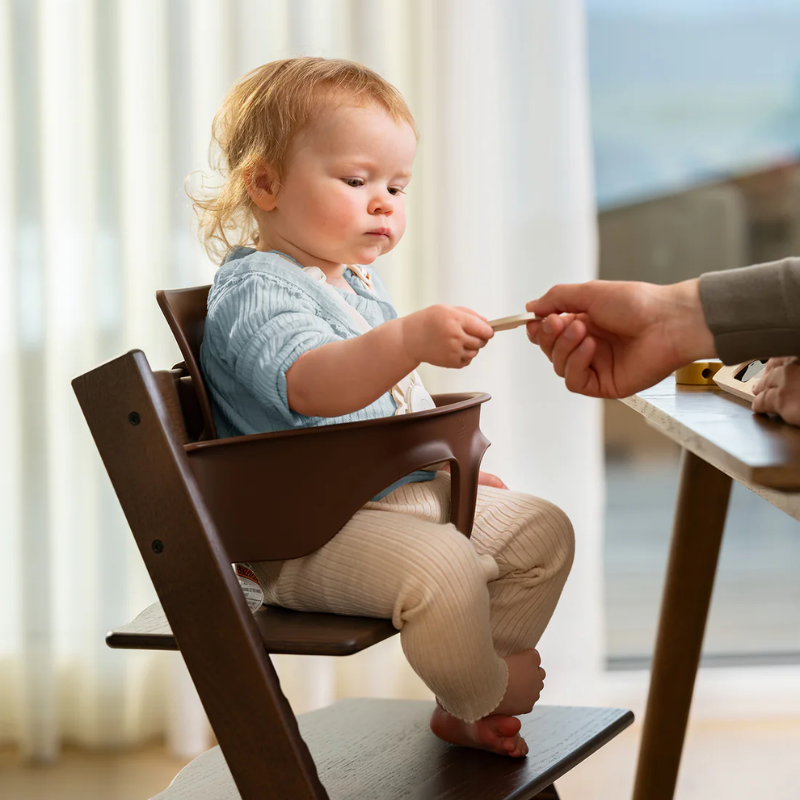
[369,192,394,216]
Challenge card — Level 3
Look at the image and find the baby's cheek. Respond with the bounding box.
[318,192,360,234]
[394,206,407,236]
[323,208,359,240]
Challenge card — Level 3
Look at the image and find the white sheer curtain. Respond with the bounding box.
[0,0,601,761]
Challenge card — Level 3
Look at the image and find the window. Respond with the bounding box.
[587,0,800,668]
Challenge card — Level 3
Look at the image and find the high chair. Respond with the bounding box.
[70,285,633,799]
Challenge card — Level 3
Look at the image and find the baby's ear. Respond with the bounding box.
[245,161,280,211]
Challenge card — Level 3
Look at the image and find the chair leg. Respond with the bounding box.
[535,786,560,799]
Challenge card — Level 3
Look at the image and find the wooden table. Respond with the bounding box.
[620,379,800,800]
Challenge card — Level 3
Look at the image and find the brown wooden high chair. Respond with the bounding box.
[70,285,633,800]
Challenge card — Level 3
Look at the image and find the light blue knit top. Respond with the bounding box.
[200,248,435,499]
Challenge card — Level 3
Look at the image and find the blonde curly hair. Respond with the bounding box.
[191,57,417,263]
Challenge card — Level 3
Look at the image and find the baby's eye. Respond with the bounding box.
[343,178,364,187]
[388,187,406,196]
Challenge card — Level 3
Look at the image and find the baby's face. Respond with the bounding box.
[271,103,416,268]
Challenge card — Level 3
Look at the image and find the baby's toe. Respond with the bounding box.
[487,714,522,738]
[507,735,528,758]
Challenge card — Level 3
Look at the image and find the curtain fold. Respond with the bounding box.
[0,0,601,760]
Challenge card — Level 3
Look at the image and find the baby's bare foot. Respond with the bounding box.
[493,648,546,717]
[429,705,529,757]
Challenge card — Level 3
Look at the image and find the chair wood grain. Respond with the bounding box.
[107,601,397,656]
[152,700,632,800]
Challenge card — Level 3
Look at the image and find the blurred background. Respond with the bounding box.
[1,0,799,798]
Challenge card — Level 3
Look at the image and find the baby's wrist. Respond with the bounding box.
[397,313,425,368]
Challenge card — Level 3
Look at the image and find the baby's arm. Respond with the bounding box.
[287,305,494,417]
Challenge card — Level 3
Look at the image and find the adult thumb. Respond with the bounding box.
[526,284,592,317]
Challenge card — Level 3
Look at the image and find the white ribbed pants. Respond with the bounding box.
[251,473,575,722]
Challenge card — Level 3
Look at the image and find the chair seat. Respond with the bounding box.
[152,699,633,800]
[106,602,397,656]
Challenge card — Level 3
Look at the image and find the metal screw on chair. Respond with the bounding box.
[152,539,165,554]
[128,411,142,426]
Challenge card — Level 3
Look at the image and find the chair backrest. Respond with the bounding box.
[156,286,217,440]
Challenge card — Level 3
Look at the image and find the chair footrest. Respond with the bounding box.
[106,602,397,656]
[152,699,633,800]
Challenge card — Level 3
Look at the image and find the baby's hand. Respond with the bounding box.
[752,357,800,426]
[478,471,508,489]
[401,305,494,369]
[438,462,509,490]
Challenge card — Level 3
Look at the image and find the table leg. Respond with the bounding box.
[631,448,732,800]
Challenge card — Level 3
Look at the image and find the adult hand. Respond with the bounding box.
[525,279,716,398]
[752,357,800,425]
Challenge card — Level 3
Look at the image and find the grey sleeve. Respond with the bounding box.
[699,257,800,364]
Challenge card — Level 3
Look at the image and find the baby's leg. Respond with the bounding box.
[373,475,575,656]
[428,647,544,757]
[406,475,574,753]
[470,482,576,656]
[250,505,512,727]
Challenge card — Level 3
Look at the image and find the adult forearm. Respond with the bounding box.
[700,257,800,363]
[286,318,419,417]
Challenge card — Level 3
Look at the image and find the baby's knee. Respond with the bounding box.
[403,527,489,608]
[522,498,576,578]
[549,501,575,571]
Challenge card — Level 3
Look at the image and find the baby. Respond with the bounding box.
[197,57,574,758]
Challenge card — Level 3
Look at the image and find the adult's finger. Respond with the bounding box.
[756,357,793,386]
[526,319,542,345]
[752,386,779,415]
[754,361,779,392]
[551,318,588,377]
[766,356,792,369]
[531,313,573,362]
[526,283,595,318]
[563,336,599,396]
[752,365,781,397]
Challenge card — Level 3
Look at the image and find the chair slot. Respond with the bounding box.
[153,371,191,446]
[176,374,207,443]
